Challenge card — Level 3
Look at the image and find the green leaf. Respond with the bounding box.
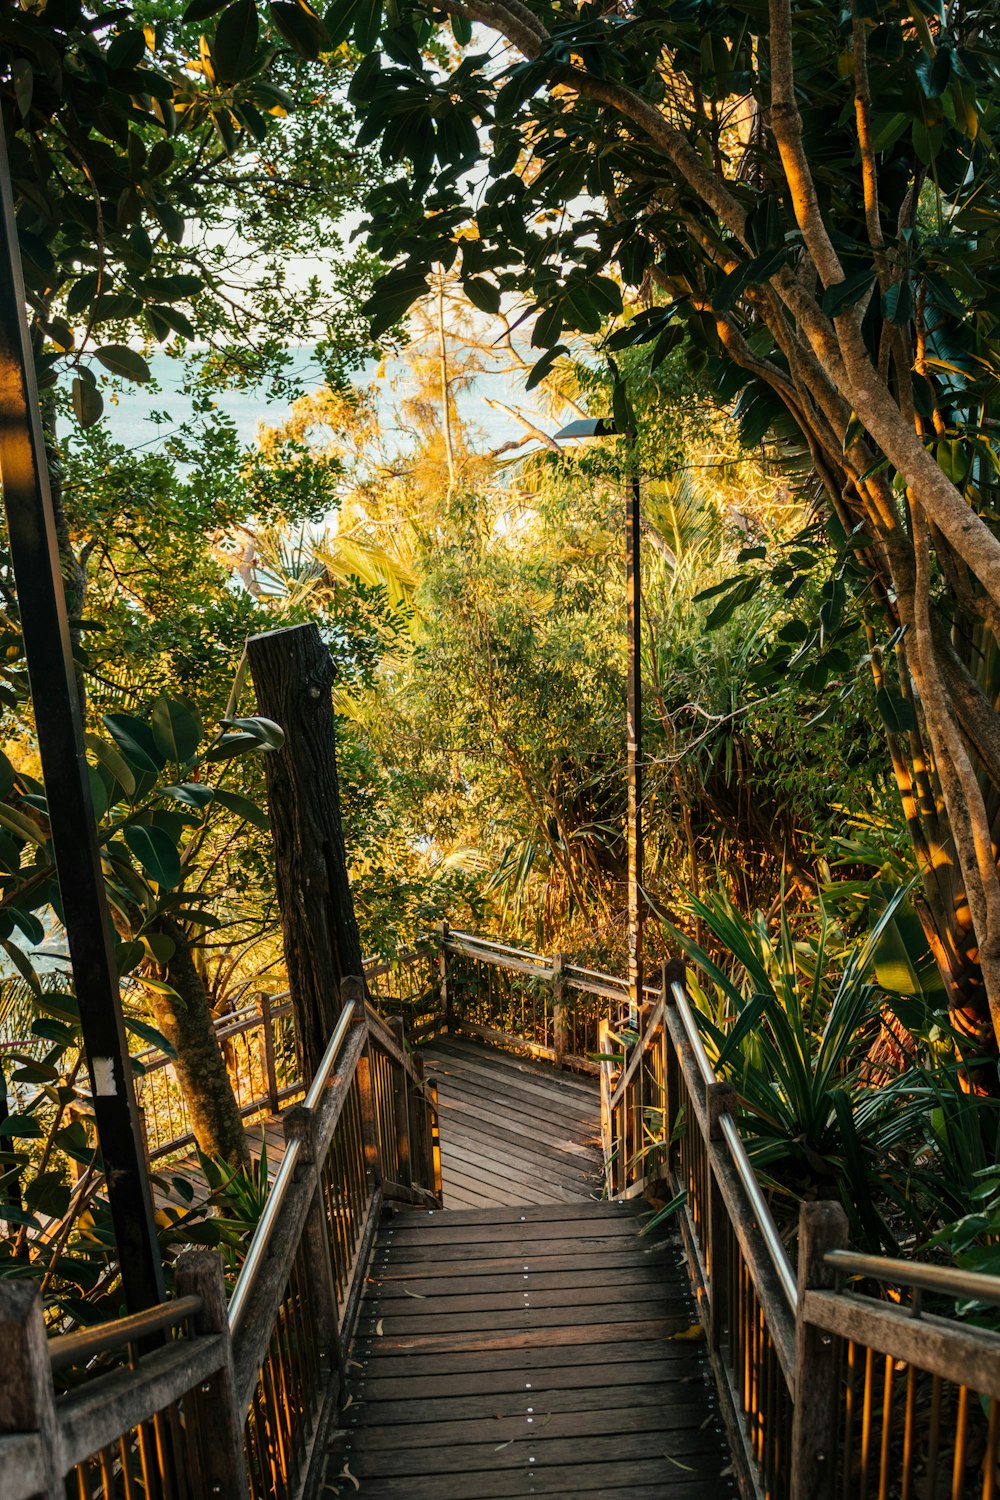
[72,378,104,428]
[13,59,33,118]
[214,0,260,81]
[103,714,167,775]
[270,0,329,58]
[450,11,472,43]
[150,697,202,764]
[821,270,876,319]
[95,345,151,384]
[161,782,215,811]
[882,282,914,327]
[124,1016,177,1056]
[0,1114,43,1139]
[210,789,270,832]
[875,686,916,735]
[183,0,229,17]
[219,716,284,749]
[86,733,137,797]
[123,824,182,889]
[463,276,501,315]
[526,344,568,391]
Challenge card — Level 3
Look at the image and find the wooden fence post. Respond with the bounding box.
[259,990,279,1113]
[247,623,365,1081]
[551,953,568,1065]
[598,1018,615,1193]
[438,920,452,1029]
[0,1281,61,1498]
[280,1107,347,1394]
[662,959,683,1176]
[175,1252,251,1500]
[344,976,382,1188]
[790,1201,848,1500]
[705,1081,737,1351]
[387,1015,413,1190]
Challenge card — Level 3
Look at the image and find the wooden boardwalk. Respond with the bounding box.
[418,1034,602,1206]
[314,1036,736,1498]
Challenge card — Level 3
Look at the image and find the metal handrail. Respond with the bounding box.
[49,1295,204,1372]
[229,1000,356,1337]
[720,1115,798,1310]
[670,979,716,1088]
[825,1249,1000,1309]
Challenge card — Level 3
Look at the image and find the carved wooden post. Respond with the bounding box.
[790,1201,849,1500]
[247,623,365,1079]
[344,977,382,1188]
[280,1107,346,1394]
[551,953,569,1065]
[438,920,452,1030]
[0,1282,61,1498]
[705,1080,737,1351]
[175,1252,251,1500]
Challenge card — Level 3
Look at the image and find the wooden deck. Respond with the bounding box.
[327,1200,737,1497]
[310,1034,735,1498]
[418,1034,602,1207]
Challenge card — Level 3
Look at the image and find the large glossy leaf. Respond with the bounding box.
[151,697,202,764]
[123,824,182,889]
[104,714,167,775]
[213,0,259,81]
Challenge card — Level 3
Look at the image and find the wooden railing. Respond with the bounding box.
[134,945,439,1161]
[436,926,633,1071]
[0,987,440,1500]
[602,961,1000,1500]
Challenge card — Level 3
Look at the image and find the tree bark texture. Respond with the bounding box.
[247,623,365,1079]
[150,918,250,1168]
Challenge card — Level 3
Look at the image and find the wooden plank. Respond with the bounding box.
[344,1378,703,1426]
[373,1242,676,1276]
[357,1343,710,1394]
[384,1214,645,1246]
[432,1080,595,1143]
[357,1294,695,1337]
[432,1090,599,1161]
[335,1473,734,1500]
[354,1314,699,1356]
[345,1397,716,1452]
[438,1132,597,1191]
[343,1425,725,1476]
[366,1275,681,1313]
[391,1200,634,1229]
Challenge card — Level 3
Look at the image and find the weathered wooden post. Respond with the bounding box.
[551,952,569,1064]
[662,958,684,1176]
[705,1080,737,1351]
[387,1015,413,1190]
[437,920,452,1029]
[598,1017,615,1193]
[175,1252,251,1500]
[259,990,279,1113]
[247,623,365,1079]
[344,976,382,1188]
[790,1201,848,1500]
[0,1282,61,1497]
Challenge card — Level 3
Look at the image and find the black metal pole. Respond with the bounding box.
[626,452,643,1022]
[0,133,164,1311]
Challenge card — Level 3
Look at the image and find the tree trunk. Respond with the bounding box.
[150,919,250,1168]
[247,622,365,1078]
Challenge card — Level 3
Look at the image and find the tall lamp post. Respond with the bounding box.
[554,416,643,1022]
[0,136,164,1310]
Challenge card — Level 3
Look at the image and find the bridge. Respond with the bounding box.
[1,931,999,1500]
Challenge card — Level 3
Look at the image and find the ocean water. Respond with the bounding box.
[102,345,532,458]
